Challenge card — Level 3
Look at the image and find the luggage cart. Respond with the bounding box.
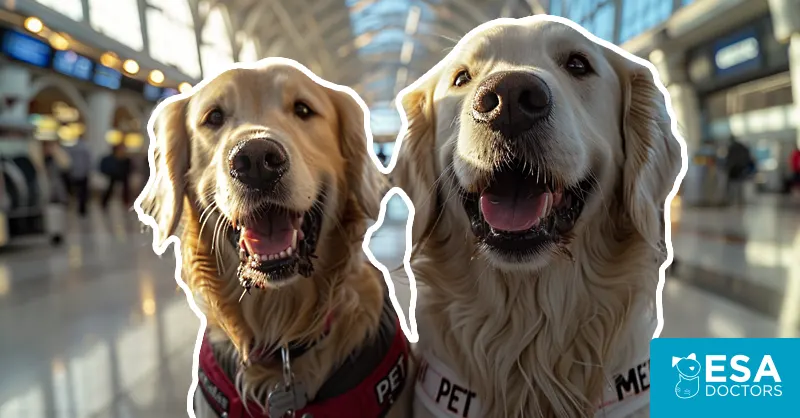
[0,121,55,247]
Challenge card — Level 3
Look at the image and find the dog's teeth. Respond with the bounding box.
[544,193,552,216]
[291,229,298,248]
[260,254,268,261]
[291,216,302,230]
[279,250,287,259]
[286,246,293,256]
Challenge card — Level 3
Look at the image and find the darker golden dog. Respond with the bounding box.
[137,59,412,418]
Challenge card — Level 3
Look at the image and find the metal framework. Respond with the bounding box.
[190,0,538,105]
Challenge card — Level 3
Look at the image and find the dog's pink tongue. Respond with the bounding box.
[240,212,295,256]
[480,182,551,232]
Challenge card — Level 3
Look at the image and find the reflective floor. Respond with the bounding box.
[1,195,798,417]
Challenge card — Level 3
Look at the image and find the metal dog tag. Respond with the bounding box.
[267,381,308,418]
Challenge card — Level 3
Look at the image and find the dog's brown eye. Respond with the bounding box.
[565,53,593,77]
[203,108,225,128]
[294,101,315,120]
[453,70,471,87]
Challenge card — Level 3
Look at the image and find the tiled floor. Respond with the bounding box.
[0,194,798,417]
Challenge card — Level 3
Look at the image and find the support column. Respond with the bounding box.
[0,64,33,124]
[769,0,800,338]
[85,89,116,190]
[648,49,703,156]
[790,33,800,149]
[769,0,800,148]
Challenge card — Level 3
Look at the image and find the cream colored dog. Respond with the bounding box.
[393,16,683,418]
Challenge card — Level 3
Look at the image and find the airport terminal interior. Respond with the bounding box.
[0,0,799,416]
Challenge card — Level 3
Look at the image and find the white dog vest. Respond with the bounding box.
[415,350,650,418]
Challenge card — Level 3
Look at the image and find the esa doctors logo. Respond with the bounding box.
[651,339,798,417]
[672,353,781,399]
[672,354,702,399]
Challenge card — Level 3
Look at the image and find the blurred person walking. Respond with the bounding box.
[99,144,132,209]
[726,136,754,206]
[42,141,71,205]
[790,144,800,197]
[64,137,91,217]
[42,140,70,244]
[376,146,388,166]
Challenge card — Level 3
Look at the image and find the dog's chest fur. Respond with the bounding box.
[412,227,657,418]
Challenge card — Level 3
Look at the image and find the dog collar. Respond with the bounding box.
[197,295,410,418]
[415,351,650,418]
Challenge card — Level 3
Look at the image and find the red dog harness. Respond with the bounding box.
[198,297,410,418]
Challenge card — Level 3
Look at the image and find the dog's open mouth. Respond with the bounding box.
[233,198,324,288]
[461,162,594,257]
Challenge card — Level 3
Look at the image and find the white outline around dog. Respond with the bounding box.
[390,13,688,338]
[134,13,688,418]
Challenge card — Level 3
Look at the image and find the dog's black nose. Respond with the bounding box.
[472,71,552,138]
[228,138,288,189]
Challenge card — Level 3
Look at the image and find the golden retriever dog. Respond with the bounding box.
[393,16,684,418]
[136,58,413,418]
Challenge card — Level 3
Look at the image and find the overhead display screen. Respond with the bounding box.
[143,84,163,102]
[1,30,52,68]
[53,50,94,80]
[93,65,122,90]
[160,88,178,100]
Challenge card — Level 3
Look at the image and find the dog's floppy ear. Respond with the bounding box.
[393,72,439,245]
[137,97,190,249]
[329,88,384,220]
[615,54,682,250]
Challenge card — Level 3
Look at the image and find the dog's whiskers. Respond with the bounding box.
[421,163,459,246]
[211,215,229,275]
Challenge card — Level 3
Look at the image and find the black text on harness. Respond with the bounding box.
[435,376,477,418]
[615,359,651,401]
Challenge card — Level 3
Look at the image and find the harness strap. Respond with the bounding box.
[197,291,409,418]
[415,351,651,418]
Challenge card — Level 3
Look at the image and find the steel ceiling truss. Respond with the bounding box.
[194,0,536,102]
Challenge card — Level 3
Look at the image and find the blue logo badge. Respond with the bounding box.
[651,339,798,417]
[672,353,702,399]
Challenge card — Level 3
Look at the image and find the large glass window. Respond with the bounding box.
[566,0,591,24]
[619,0,673,43]
[88,0,143,50]
[239,38,259,63]
[34,0,84,21]
[551,0,616,43]
[200,8,234,79]
[369,101,402,136]
[146,0,201,79]
[549,0,563,17]
[590,4,616,42]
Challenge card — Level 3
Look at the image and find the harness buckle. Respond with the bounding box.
[268,345,310,418]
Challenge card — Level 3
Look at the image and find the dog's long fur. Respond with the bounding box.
[394,17,682,418]
[136,59,411,417]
